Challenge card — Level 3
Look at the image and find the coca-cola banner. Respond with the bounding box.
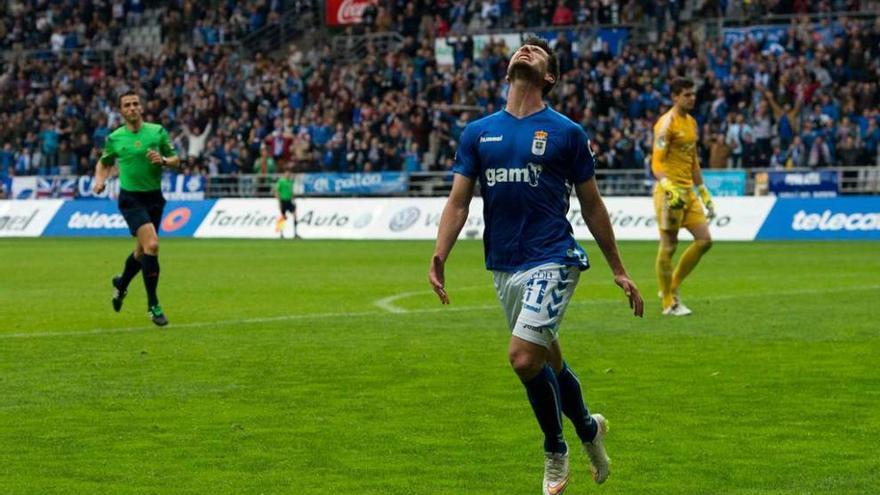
[326,0,371,26]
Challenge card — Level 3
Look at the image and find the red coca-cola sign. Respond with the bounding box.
[325,0,371,26]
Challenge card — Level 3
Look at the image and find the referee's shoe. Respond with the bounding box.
[149,305,168,326]
[111,276,127,312]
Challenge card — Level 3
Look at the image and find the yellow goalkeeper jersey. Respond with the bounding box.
[651,108,699,187]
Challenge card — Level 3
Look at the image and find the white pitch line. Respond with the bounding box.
[373,285,486,313]
[373,283,880,314]
[2,284,877,341]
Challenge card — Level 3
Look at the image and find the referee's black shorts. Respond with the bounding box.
[118,189,167,237]
[280,199,296,215]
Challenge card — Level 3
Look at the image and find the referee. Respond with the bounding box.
[93,91,179,326]
[275,168,298,239]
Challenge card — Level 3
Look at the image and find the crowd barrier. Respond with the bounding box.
[2,197,877,240]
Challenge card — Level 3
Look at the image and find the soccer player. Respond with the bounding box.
[429,37,644,495]
[93,91,179,326]
[274,168,298,239]
[652,78,715,316]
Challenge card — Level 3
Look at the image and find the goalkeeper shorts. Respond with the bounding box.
[653,184,707,231]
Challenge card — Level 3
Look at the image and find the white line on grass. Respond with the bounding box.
[2,284,877,340]
[373,285,485,313]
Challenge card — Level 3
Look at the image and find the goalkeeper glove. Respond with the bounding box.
[659,178,686,209]
[697,184,716,220]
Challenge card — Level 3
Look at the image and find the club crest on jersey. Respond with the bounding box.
[531,130,548,156]
[134,140,142,149]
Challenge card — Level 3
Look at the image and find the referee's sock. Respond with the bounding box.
[118,253,141,290]
[522,364,568,454]
[557,362,599,443]
[140,254,160,307]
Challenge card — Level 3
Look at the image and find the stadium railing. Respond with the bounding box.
[5,167,878,200]
[201,166,880,198]
[239,4,320,56]
[1,47,116,67]
[331,31,406,63]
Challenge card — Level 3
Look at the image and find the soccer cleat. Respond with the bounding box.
[112,276,127,312]
[148,304,168,326]
[543,450,570,495]
[659,290,692,315]
[583,414,610,484]
[662,302,693,316]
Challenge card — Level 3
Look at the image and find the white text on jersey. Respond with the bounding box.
[479,135,504,143]
[485,163,543,187]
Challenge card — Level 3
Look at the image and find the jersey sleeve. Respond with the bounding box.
[568,125,595,184]
[452,123,479,178]
[159,127,176,157]
[99,135,116,165]
[652,114,672,171]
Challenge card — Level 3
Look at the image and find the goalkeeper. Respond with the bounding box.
[651,78,714,316]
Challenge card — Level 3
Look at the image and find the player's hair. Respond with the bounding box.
[670,78,695,96]
[520,36,559,96]
[118,90,141,106]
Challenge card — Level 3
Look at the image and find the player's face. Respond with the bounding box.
[120,95,143,123]
[507,44,554,87]
[675,89,696,111]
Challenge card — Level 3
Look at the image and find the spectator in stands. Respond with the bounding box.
[809,135,834,168]
[551,0,574,26]
[838,135,863,166]
[708,133,731,169]
[254,145,277,175]
[769,144,787,169]
[725,114,745,169]
[182,122,212,162]
[787,136,807,168]
[0,143,13,179]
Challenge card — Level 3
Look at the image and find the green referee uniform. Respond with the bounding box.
[100,123,176,235]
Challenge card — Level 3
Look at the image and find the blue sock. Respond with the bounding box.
[557,362,598,443]
[522,364,567,454]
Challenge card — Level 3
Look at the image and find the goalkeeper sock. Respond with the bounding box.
[671,240,712,292]
[522,364,568,454]
[556,362,598,443]
[656,241,675,308]
[119,253,141,290]
[141,254,160,308]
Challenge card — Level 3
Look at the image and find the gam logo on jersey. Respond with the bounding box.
[532,130,548,156]
[484,163,543,187]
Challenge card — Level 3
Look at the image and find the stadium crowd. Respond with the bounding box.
[1,0,879,181]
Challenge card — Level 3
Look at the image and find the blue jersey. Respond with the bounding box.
[453,106,595,272]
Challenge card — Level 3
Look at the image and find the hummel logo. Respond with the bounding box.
[479,135,503,143]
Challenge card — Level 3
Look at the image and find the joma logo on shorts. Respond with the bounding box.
[522,323,551,333]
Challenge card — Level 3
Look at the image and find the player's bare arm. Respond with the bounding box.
[575,178,644,317]
[429,173,475,304]
[92,161,113,194]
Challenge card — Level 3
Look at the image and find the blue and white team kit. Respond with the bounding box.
[453,106,596,347]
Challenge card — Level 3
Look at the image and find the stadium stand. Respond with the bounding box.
[1,1,879,196]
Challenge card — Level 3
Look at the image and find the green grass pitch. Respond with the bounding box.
[1,238,878,494]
